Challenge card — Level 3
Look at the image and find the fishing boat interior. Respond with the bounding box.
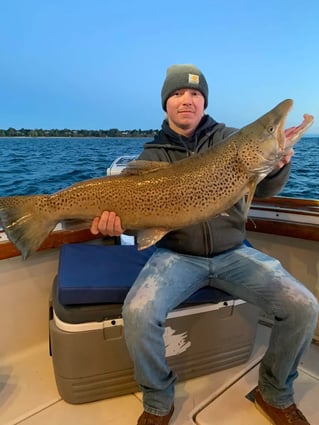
[0,158,318,425]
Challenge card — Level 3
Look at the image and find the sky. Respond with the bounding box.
[1,0,319,134]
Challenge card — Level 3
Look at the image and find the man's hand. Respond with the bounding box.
[273,147,294,171]
[272,127,295,171]
[90,211,124,237]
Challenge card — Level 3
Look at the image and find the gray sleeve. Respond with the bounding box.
[254,163,291,198]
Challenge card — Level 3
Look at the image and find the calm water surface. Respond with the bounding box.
[0,136,318,199]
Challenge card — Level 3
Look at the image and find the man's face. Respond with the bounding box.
[166,88,205,137]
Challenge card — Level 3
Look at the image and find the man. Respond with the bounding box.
[91,64,318,425]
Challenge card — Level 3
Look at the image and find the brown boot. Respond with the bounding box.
[255,389,310,424]
[137,405,174,425]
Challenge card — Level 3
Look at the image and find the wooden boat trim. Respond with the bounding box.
[246,219,318,241]
[247,197,319,240]
[1,197,318,260]
[0,228,103,260]
[252,196,319,211]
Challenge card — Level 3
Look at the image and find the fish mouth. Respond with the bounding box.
[276,99,293,151]
[283,113,314,150]
[275,99,314,153]
[257,100,314,167]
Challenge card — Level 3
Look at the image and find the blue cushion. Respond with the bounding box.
[57,243,235,305]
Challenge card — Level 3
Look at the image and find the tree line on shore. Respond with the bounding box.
[0,127,159,138]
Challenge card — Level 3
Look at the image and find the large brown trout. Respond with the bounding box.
[0,99,314,259]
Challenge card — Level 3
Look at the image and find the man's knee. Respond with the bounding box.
[293,291,319,329]
[122,298,161,334]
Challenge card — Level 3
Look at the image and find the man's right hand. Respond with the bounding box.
[90,211,124,237]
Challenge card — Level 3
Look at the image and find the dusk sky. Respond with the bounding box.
[1,0,319,133]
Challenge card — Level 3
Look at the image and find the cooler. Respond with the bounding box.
[49,243,259,404]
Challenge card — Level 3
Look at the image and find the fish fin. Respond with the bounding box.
[61,218,93,230]
[122,160,170,176]
[0,195,57,259]
[243,179,258,219]
[136,228,170,250]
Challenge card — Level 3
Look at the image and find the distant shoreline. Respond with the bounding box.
[0,129,158,138]
[0,133,317,138]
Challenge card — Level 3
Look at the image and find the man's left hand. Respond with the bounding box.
[273,147,294,170]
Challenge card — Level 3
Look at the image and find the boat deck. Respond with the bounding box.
[1,324,319,425]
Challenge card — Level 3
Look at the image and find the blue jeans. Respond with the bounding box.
[122,244,319,416]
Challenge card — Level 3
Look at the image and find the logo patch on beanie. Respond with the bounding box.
[188,73,199,85]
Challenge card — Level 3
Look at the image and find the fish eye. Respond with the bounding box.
[268,126,275,133]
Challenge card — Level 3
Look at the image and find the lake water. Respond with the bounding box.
[0,136,318,199]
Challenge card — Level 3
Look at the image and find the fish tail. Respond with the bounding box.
[0,195,57,259]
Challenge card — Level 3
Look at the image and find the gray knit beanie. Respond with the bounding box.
[161,64,209,111]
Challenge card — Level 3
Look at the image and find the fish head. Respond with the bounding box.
[237,99,314,176]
